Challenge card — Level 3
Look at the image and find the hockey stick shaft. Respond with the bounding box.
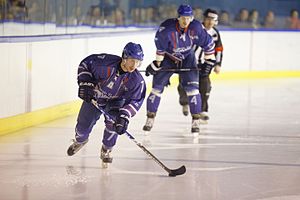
[139,68,200,73]
[91,100,181,175]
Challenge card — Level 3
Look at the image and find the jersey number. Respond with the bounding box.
[149,94,156,104]
[190,96,198,105]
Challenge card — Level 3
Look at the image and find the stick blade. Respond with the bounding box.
[168,165,186,177]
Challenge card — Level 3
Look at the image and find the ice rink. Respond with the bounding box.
[1,78,300,200]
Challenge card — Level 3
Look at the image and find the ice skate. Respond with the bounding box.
[182,105,189,116]
[199,112,209,124]
[67,139,88,156]
[143,117,154,131]
[191,118,200,136]
[100,146,113,168]
[142,112,156,132]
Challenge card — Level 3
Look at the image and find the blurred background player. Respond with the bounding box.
[177,8,224,123]
[67,42,146,167]
[143,4,215,135]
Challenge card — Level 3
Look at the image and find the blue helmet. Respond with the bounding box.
[122,42,144,61]
[177,4,193,17]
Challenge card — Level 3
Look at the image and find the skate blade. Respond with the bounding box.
[182,132,199,137]
[192,132,199,137]
[143,131,150,136]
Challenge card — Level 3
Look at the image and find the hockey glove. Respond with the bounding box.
[114,113,129,135]
[204,58,216,68]
[78,82,95,103]
[145,61,161,76]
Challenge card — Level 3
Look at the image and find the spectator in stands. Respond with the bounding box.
[233,8,251,28]
[165,4,177,19]
[89,6,102,26]
[68,6,85,26]
[262,10,276,28]
[285,9,300,29]
[130,7,139,24]
[99,0,115,17]
[56,2,67,25]
[26,0,44,23]
[218,10,232,28]
[44,1,56,23]
[193,7,203,22]
[145,6,154,24]
[8,0,27,21]
[99,0,116,24]
[248,9,260,29]
[113,7,124,25]
[0,0,8,20]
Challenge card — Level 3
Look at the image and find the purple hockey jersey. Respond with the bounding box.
[77,54,146,118]
[155,18,215,61]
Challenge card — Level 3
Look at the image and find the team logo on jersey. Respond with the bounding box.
[97,55,106,59]
[107,81,114,89]
[159,26,165,32]
[180,33,186,41]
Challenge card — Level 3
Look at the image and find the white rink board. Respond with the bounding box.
[0,30,300,117]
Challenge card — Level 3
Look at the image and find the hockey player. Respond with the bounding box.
[67,42,146,167]
[178,8,224,123]
[143,4,215,134]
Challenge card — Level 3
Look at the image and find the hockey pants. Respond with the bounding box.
[147,70,201,115]
[75,100,124,148]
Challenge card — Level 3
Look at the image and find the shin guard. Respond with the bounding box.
[186,90,202,115]
[146,88,162,113]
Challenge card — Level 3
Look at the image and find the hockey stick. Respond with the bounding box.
[91,100,186,177]
[138,68,200,73]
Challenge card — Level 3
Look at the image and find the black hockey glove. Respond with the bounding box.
[145,61,161,76]
[204,59,216,68]
[78,82,95,103]
[199,59,216,77]
[114,113,129,135]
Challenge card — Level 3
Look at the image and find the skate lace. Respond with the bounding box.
[70,139,86,149]
[101,149,112,158]
[70,139,80,146]
[192,119,200,128]
[145,118,154,127]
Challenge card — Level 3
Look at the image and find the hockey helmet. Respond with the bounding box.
[203,9,218,21]
[122,42,144,61]
[177,4,193,17]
